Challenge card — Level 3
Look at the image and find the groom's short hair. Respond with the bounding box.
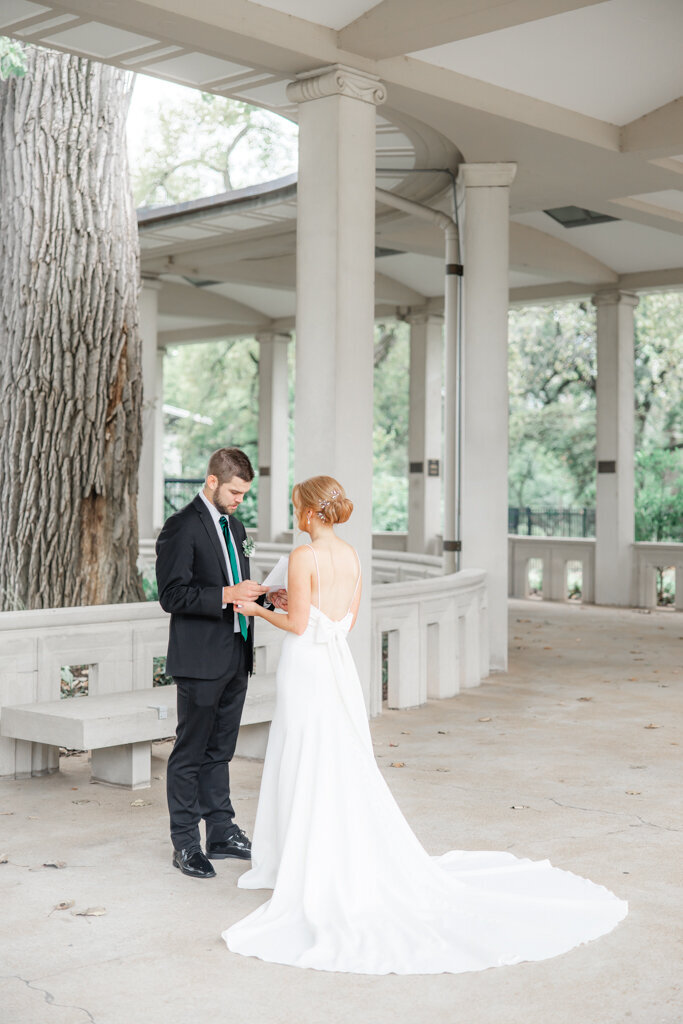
[207,447,255,484]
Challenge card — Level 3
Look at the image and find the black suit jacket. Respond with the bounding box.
[156,495,255,678]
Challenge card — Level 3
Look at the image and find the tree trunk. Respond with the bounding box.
[0,47,144,609]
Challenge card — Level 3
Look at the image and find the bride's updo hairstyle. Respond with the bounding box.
[293,476,353,529]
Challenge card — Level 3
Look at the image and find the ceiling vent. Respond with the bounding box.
[543,206,619,228]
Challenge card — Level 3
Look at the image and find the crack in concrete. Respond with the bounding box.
[5,975,96,1023]
[634,815,683,833]
[549,797,682,831]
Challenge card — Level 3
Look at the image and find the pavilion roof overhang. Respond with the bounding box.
[4,0,682,340]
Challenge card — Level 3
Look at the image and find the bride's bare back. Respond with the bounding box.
[305,539,360,622]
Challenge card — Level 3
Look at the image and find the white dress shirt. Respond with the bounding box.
[198,489,242,632]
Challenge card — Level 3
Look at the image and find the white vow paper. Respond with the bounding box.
[262,555,289,592]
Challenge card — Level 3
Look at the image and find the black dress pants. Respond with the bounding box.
[167,639,248,851]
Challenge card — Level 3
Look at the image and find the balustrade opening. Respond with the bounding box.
[527,558,543,599]
[60,664,91,699]
[566,561,583,602]
[656,566,676,608]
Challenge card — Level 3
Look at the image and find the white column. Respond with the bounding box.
[456,163,517,672]
[257,332,291,541]
[592,290,638,606]
[407,313,443,554]
[138,278,164,540]
[288,65,386,703]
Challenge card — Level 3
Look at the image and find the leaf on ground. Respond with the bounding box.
[577,696,593,702]
[510,805,529,810]
[625,791,641,796]
[72,799,91,805]
[389,762,405,768]
[130,799,151,807]
[54,900,75,911]
[435,768,451,773]
[516,619,531,623]
[543,646,553,650]
[0,811,14,816]
[43,861,66,869]
[74,906,106,917]
[400,731,411,735]
[437,730,448,735]
[478,716,492,722]
[389,742,398,747]
[644,723,661,729]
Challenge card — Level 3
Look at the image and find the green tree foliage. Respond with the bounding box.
[130,86,297,207]
[163,339,263,526]
[373,322,409,530]
[508,302,597,508]
[508,294,683,541]
[0,38,26,81]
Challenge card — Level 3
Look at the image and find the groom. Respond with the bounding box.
[156,447,270,879]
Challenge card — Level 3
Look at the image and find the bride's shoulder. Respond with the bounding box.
[289,544,315,567]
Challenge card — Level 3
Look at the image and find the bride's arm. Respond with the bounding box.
[236,546,312,635]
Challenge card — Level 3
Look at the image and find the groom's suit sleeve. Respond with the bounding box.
[156,512,223,618]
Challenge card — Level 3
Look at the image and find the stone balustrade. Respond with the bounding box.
[509,535,683,610]
[0,550,490,781]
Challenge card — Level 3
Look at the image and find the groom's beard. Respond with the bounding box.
[212,492,238,516]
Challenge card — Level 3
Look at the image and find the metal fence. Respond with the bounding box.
[165,484,596,539]
[164,478,258,527]
[508,506,595,538]
[164,478,204,518]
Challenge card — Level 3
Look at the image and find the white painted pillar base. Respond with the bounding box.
[407,313,443,554]
[138,278,164,540]
[257,332,291,541]
[593,290,638,606]
[288,65,386,705]
[457,163,517,672]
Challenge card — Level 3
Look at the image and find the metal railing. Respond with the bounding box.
[508,506,595,538]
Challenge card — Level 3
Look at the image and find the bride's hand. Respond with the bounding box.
[234,599,261,617]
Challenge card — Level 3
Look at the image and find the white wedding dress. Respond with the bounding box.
[222,549,627,975]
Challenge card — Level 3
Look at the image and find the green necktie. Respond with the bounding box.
[219,516,248,641]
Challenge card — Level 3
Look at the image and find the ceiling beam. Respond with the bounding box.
[510,222,618,286]
[159,321,273,345]
[375,272,426,305]
[338,0,605,61]
[620,97,683,156]
[509,282,593,305]
[158,281,270,324]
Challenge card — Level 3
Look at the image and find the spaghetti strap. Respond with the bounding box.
[348,548,361,614]
[307,544,321,610]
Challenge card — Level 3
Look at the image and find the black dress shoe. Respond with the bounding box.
[172,847,216,878]
[206,825,252,861]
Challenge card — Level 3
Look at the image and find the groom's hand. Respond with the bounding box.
[270,589,288,611]
[224,580,268,603]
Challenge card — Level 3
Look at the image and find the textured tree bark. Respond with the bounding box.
[0,48,144,609]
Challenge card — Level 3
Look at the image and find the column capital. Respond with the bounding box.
[457,162,517,189]
[255,331,292,345]
[406,312,444,327]
[287,64,387,107]
[592,289,639,310]
[140,274,163,292]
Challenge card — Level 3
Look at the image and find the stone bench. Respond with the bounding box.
[0,675,276,789]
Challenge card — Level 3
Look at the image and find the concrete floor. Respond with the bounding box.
[1,598,681,1024]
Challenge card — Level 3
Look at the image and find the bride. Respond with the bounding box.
[222,475,627,975]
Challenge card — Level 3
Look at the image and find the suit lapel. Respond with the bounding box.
[192,495,230,586]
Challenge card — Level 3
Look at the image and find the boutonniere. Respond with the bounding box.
[242,537,255,558]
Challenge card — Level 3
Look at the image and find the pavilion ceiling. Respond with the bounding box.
[2,0,683,340]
